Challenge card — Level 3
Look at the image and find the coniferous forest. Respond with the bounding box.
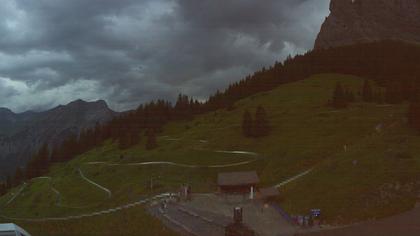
[4,40,420,194]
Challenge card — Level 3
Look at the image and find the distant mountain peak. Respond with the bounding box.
[60,99,111,111]
[0,107,14,114]
[315,0,420,49]
[0,98,117,177]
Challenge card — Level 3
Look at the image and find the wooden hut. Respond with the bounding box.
[217,171,260,194]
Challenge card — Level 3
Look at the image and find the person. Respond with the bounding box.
[160,201,165,212]
[309,215,314,227]
[187,185,192,201]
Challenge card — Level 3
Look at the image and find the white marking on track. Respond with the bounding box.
[274,168,314,188]
[5,182,27,206]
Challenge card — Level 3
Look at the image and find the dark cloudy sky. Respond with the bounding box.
[0,0,329,112]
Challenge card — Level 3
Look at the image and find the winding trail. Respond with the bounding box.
[0,193,174,222]
[5,182,27,206]
[78,168,112,198]
[85,158,258,169]
[214,150,259,156]
[1,139,261,222]
[33,176,96,209]
[33,177,61,206]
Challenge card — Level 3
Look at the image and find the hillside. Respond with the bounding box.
[0,74,418,235]
[0,100,117,177]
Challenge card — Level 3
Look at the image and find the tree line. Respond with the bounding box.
[4,40,420,193]
[2,95,203,192]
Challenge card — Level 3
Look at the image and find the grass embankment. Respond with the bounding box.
[1,73,418,234]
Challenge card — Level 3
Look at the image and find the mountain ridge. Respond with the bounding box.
[315,0,420,49]
[0,99,117,177]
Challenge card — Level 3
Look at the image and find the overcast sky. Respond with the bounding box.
[0,0,330,113]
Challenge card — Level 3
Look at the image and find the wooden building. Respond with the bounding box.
[217,171,260,194]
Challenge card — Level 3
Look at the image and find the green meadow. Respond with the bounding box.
[1,74,419,235]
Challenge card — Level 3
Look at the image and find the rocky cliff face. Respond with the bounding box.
[314,0,420,49]
[0,100,117,177]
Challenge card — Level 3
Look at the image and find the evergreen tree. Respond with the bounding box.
[145,129,158,150]
[37,143,50,175]
[130,129,141,147]
[5,175,11,189]
[26,143,50,179]
[254,106,270,137]
[362,79,373,102]
[331,82,348,109]
[14,167,24,186]
[408,99,420,133]
[118,132,131,149]
[50,147,61,163]
[242,110,253,137]
[344,88,355,103]
[385,82,404,104]
[0,182,6,196]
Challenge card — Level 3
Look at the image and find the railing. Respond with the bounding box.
[271,203,295,225]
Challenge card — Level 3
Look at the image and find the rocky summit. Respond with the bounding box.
[314,0,420,49]
[0,100,117,177]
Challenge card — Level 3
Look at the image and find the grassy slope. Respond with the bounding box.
[1,73,419,235]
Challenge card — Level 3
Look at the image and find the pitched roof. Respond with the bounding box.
[217,171,260,186]
[259,187,279,198]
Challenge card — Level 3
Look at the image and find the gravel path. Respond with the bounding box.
[214,150,259,156]
[85,158,258,169]
[78,168,112,198]
[5,182,27,206]
[274,168,314,188]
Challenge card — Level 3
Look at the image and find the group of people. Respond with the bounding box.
[292,209,322,228]
[179,183,192,201]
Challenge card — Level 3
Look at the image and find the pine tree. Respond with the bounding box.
[331,82,348,109]
[5,175,11,189]
[362,79,373,102]
[0,182,6,196]
[37,143,50,176]
[344,88,355,103]
[118,132,131,149]
[50,147,61,163]
[254,106,270,137]
[145,129,158,150]
[26,143,50,179]
[242,110,253,137]
[14,167,24,186]
[408,99,420,133]
[130,129,140,147]
[385,82,404,104]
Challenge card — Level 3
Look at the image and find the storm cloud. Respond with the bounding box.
[0,0,329,112]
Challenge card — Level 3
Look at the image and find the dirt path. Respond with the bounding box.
[274,168,314,188]
[214,150,259,156]
[5,182,27,206]
[78,168,112,198]
[84,157,258,169]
